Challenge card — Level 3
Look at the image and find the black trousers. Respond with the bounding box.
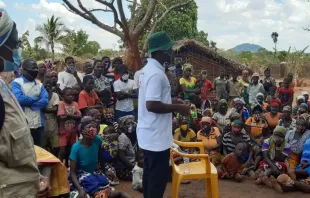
[30,127,44,147]
[143,149,170,198]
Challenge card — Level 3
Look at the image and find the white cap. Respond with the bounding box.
[301,91,309,96]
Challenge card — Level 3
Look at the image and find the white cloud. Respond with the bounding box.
[196,0,310,51]
[0,0,6,7]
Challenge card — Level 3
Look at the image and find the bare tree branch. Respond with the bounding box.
[95,0,123,29]
[62,0,124,38]
[87,8,113,13]
[133,0,157,36]
[142,0,194,53]
[116,0,129,31]
[129,0,138,19]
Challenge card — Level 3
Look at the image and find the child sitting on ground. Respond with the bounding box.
[217,142,247,182]
[254,126,291,186]
[101,126,120,185]
[132,151,144,193]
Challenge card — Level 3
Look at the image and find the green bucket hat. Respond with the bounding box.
[147,31,174,55]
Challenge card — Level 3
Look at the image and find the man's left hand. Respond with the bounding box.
[37,175,50,198]
[172,98,185,104]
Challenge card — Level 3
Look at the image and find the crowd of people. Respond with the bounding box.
[1,8,310,198]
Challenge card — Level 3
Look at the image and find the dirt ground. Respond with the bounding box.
[116,179,309,198]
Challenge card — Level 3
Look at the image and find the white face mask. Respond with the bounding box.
[122,74,129,81]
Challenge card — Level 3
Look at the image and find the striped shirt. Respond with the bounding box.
[222,130,251,153]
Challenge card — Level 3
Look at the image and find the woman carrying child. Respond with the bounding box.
[285,115,310,180]
[69,116,130,198]
[116,115,136,181]
[197,117,222,165]
[254,126,291,186]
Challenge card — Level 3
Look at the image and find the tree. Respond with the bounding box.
[210,41,217,51]
[62,0,194,71]
[35,15,67,61]
[271,32,279,62]
[60,29,101,56]
[194,30,209,46]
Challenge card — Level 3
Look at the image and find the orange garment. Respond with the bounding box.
[78,90,99,110]
[245,117,268,144]
[222,153,244,174]
[264,112,282,127]
[197,127,220,150]
[287,152,300,169]
[35,146,69,197]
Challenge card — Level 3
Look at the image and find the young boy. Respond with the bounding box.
[58,87,82,166]
[43,78,60,156]
[254,126,290,186]
[278,78,294,108]
[113,64,138,121]
[218,142,246,182]
[78,75,102,115]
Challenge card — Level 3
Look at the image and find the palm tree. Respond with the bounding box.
[35,16,67,61]
[271,32,279,62]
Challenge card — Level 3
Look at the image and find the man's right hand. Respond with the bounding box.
[78,190,87,198]
[176,104,190,116]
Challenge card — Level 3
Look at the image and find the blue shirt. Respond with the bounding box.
[69,135,103,173]
[301,138,310,163]
[11,76,48,127]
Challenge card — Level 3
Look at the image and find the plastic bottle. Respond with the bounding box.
[183,150,190,174]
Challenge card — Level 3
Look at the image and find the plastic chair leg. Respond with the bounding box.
[172,177,182,198]
[211,176,219,198]
[206,178,212,197]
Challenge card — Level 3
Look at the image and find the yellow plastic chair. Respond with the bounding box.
[170,140,218,198]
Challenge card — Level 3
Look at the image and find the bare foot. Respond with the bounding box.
[270,176,283,193]
[262,175,273,188]
[255,178,263,185]
[251,171,261,180]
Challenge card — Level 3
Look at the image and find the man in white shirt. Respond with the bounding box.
[57,56,83,90]
[247,72,265,104]
[137,32,190,198]
[113,64,138,121]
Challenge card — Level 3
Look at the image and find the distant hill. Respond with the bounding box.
[231,43,263,52]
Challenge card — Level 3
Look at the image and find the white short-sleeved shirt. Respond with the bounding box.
[113,79,137,112]
[137,58,172,152]
[57,71,83,90]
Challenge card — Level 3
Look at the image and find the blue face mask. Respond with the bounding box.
[67,65,76,71]
[1,47,22,72]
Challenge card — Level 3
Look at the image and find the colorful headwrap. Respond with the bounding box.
[0,9,14,47]
[270,101,279,107]
[217,99,228,110]
[118,115,135,132]
[273,126,287,137]
[182,63,193,72]
[232,119,243,127]
[201,116,212,124]
[282,106,292,112]
[234,97,245,105]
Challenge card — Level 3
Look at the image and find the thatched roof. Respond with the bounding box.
[173,39,250,72]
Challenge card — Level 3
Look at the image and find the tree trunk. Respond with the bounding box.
[123,35,141,72]
[51,42,55,63]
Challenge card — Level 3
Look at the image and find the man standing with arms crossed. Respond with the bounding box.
[137,32,190,198]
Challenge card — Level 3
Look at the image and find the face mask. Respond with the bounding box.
[232,127,240,134]
[122,74,129,81]
[67,65,76,71]
[180,124,188,131]
[128,124,133,133]
[271,109,277,114]
[1,48,22,72]
[24,69,39,81]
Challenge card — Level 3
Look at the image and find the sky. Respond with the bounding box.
[1,0,310,52]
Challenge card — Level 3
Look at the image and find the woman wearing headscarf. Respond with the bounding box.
[116,115,136,181]
[179,63,199,99]
[277,106,296,132]
[264,101,282,132]
[293,95,306,116]
[212,99,231,133]
[197,117,222,165]
[230,98,250,123]
[285,115,310,180]
[252,92,268,113]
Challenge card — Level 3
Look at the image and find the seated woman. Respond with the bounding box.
[268,138,310,193]
[245,105,269,147]
[285,116,310,180]
[197,117,222,165]
[264,101,282,132]
[174,118,196,153]
[69,116,130,198]
[35,146,70,197]
[277,106,296,132]
[212,99,231,134]
[202,108,216,127]
[230,98,249,123]
[116,115,136,181]
[254,126,290,186]
[292,95,306,116]
[294,103,308,119]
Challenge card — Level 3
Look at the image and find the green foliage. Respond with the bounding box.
[60,30,101,56]
[35,15,67,60]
